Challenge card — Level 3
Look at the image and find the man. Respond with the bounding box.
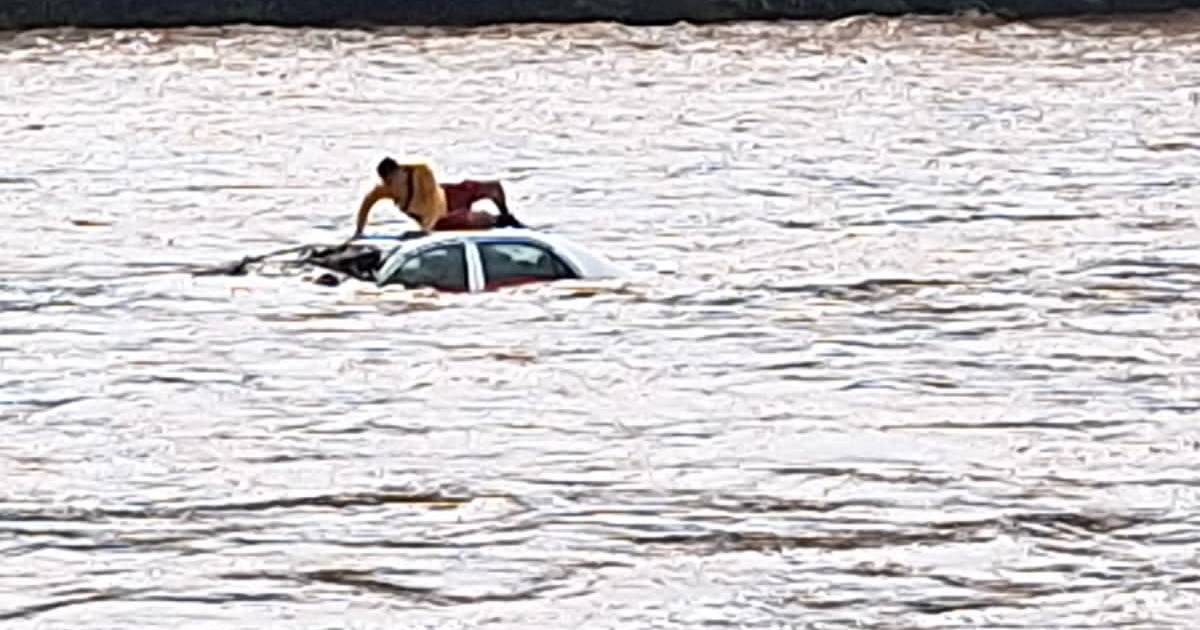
[353,157,523,238]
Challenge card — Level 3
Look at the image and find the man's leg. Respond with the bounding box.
[434,210,496,231]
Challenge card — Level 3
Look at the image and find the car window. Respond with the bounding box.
[382,244,468,291]
[478,241,576,287]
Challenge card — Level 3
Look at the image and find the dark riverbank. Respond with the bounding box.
[2,0,1199,30]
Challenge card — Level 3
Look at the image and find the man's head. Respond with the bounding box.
[376,157,401,183]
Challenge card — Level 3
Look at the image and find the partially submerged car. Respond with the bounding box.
[195,228,626,292]
[370,229,626,292]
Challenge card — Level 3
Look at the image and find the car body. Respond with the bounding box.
[367,229,627,292]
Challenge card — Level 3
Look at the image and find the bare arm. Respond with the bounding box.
[354,186,387,237]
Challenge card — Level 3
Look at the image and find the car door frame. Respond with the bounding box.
[463,240,484,293]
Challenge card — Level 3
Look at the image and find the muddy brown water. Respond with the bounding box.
[2,13,1200,629]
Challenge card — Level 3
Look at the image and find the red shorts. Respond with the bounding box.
[435,179,503,230]
[442,180,490,214]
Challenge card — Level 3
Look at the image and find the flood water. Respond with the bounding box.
[2,12,1200,628]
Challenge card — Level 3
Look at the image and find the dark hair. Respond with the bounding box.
[376,157,400,181]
